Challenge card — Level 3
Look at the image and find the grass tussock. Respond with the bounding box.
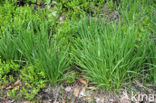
[73,18,156,90]
[0,18,69,86]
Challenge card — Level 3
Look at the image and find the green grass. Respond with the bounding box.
[72,17,155,90]
[0,7,69,86]
[0,32,19,60]
[33,22,70,85]
[0,0,155,94]
[0,1,69,86]
[2,22,69,86]
[119,0,156,85]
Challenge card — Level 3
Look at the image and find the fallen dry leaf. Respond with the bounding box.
[1,85,5,89]
[14,80,22,87]
[6,80,21,90]
[86,87,96,90]
[82,97,92,101]
[23,101,33,103]
[6,85,12,90]
[79,79,87,86]
[73,88,81,97]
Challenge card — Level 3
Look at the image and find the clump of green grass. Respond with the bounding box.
[33,22,70,85]
[0,32,19,60]
[119,0,156,85]
[35,37,69,85]
[0,18,69,86]
[0,1,69,86]
[73,17,155,90]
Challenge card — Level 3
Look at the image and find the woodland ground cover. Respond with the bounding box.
[0,0,155,102]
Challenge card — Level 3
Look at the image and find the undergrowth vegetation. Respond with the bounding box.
[0,58,46,100]
[73,18,156,90]
[0,0,155,101]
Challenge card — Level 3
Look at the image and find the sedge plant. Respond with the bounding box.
[72,17,155,90]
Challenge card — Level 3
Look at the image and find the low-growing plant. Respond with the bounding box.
[7,88,17,99]
[0,2,55,60]
[119,0,156,85]
[34,31,70,85]
[63,71,76,83]
[0,0,17,36]
[0,33,20,60]
[52,0,118,19]
[0,2,69,86]
[72,17,155,90]
[0,57,46,100]
[11,19,69,86]
[20,64,46,100]
[0,58,20,79]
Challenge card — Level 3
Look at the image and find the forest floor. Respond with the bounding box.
[1,79,156,103]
